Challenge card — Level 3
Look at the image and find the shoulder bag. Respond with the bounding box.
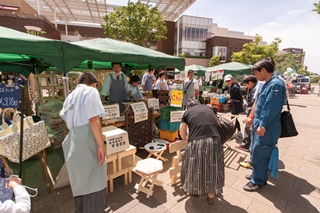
[213,110,236,143]
[280,99,298,138]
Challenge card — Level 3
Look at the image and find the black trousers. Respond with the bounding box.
[240,110,252,148]
[74,188,107,213]
[231,113,241,132]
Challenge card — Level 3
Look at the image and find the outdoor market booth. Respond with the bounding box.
[0,26,189,196]
[199,62,252,112]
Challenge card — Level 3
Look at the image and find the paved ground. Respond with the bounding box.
[8,88,320,213]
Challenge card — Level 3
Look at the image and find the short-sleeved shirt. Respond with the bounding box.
[128,84,143,98]
[141,73,155,86]
[155,79,169,90]
[181,104,220,142]
[61,84,105,130]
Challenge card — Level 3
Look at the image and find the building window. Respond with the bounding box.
[211,46,227,62]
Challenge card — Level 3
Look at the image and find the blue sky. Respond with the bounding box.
[109,0,319,73]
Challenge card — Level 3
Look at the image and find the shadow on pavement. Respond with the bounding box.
[257,160,319,213]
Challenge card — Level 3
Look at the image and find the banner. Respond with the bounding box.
[170,90,183,107]
[131,102,148,123]
[211,70,224,80]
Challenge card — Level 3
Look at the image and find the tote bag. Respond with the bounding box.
[0,121,51,163]
[0,109,34,156]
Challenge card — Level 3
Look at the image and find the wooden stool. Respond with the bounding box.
[106,145,137,193]
[133,158,163,198]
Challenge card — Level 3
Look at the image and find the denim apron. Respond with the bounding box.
[144,74,154,91]
[109,73,127,113]
[61,88,107,197]
[182,79,195,107]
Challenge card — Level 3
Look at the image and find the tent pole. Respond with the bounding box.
[19,85,24,178]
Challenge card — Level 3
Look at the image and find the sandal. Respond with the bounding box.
[239,161,252,169]
[207,195,214,204]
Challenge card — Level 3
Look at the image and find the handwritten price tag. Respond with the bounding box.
[0,84,20,108]
[170,111,184,122]
[147,98,159,109]
[131,102,148,123]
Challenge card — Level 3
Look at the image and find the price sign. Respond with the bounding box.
[102,104,120,120]
[170,111,184,122]
[0,84,20,108]
[147,98,159,110]
[131,102,148,123]
[170,90,183,107]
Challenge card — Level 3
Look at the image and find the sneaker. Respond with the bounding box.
[243,181,263,191]
[239,161,252,169]
[245,175,267,185]
[235,144,250,152]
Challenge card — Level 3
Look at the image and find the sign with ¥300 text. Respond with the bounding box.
[170,111,184,122]
[0,84,20,108]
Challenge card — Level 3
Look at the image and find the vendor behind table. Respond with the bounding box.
[101,62,132,113]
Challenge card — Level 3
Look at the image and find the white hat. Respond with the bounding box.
[224,74,233,81]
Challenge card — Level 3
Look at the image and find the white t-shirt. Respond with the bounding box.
[61,84,105,130]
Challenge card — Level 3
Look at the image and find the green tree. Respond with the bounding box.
[231,35,281,65]
[274,52,304,74]
[208,55,221,67]
[101,2,167,47]
[312,1,320,14]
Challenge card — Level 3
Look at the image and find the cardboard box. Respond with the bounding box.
[102,126,130,155]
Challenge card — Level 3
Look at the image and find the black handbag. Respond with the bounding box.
[280,100,298,138]
[213,110,236,143]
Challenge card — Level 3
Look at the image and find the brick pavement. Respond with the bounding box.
[10,88,320,213]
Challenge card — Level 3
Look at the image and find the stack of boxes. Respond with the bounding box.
[158,106,183,141]
[211,96,227,112]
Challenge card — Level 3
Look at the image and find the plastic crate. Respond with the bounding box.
[160,106,183,120]
[217,96,226,103]
[159,119,181,131]
[159,129,179,142]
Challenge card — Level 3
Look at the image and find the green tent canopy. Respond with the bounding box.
[0,26,85,74]
[0,26,185,75]
[185,64,207,76]
[70,38,185,71]
[206,62,252,76]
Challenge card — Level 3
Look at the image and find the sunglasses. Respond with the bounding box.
[225,80,231,82]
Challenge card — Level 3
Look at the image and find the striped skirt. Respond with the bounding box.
[181,136,225,195]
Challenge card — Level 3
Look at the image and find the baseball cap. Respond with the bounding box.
[224,74,233,81]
